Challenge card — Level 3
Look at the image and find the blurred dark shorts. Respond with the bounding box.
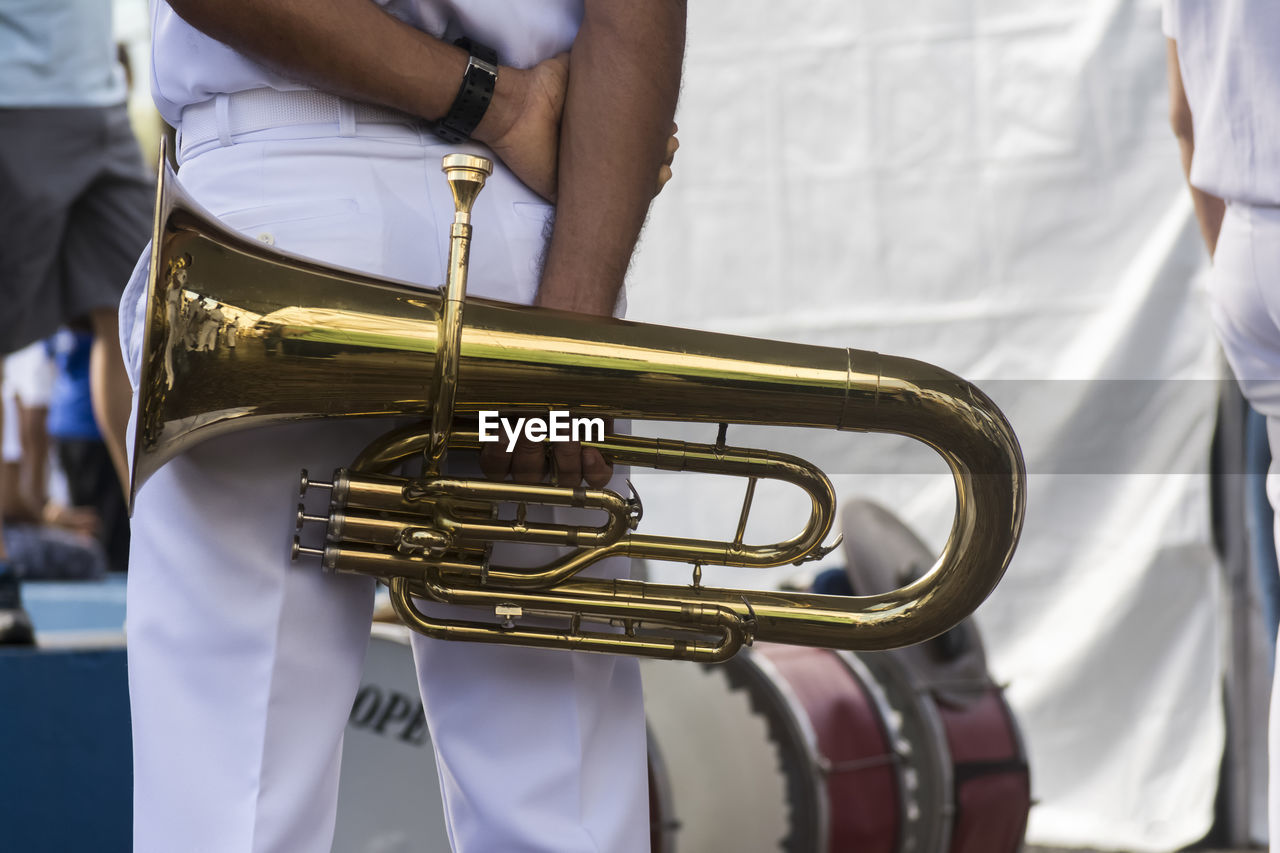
[3,522,107,581]
[0,103,153,354]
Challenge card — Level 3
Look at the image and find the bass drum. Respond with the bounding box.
[934,683,1030,853]
[334,624,678,853]
[640,643,935,853]
[840,499,1031,853]
[858,650,1031,853]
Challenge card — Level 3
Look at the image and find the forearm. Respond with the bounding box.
[1176,137,1226,257]
[16,405,49,515]
[165,0,519,144]
[536,1,686,315]
[1166,37,1225,257]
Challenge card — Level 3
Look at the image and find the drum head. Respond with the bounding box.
[641,654,798,852]
[643,645,915,853]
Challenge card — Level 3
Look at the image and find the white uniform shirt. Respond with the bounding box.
[0,0,127,108]
[150,0,582,126]
[1163,0,1280,207]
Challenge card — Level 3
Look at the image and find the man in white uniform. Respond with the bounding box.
[121,1,684,850]
[1163,0,1280,841]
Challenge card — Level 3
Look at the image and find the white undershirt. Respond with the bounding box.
[150,0,582,127]
[1163,0,1280,207]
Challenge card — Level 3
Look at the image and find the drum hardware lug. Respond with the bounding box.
[495,603,522,629]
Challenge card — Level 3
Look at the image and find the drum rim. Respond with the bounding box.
[736,648,831,853]
[646,725,680,853]
[848,649,957,853]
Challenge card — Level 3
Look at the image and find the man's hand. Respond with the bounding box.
[479,53,680,204]
[478,415,614,488]
[657,128,679,196]
[477,55,569,203]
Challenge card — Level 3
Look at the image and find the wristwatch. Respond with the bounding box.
[434,38,499,144]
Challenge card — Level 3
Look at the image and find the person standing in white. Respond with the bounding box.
[1163,0,1280,842]
[122,1,684,850]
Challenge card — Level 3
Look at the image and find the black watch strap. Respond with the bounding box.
[434,38,499,144]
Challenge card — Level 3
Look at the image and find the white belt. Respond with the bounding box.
[179,88,425,157]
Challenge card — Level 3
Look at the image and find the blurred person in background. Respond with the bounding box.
[0,0,153,641]
[47,325,130,574]
[1164,0,1280,837]
[0,366,35,644]
[3,341,98,535]
[2,344,109,582]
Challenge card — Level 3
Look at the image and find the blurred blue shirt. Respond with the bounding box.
[0,0,127,107]
[46,330,100,441]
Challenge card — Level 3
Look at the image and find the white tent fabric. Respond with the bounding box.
[625,2,1227,850]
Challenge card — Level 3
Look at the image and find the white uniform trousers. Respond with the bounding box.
[1205,202,1280,844]
[121,124,649,853]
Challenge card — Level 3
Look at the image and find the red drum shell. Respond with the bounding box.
[937,687,1031,853]
[755,644,903,853]
[857,646,1031,853]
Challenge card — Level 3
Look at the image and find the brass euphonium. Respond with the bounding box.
[133,147,1026,663]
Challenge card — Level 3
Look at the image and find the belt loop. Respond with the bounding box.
[215,93,234,147]
[338,99,356,137]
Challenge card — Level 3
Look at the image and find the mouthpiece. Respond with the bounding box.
[442,154,493,223]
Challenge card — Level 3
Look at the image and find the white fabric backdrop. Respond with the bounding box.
[625,1,1226,850]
